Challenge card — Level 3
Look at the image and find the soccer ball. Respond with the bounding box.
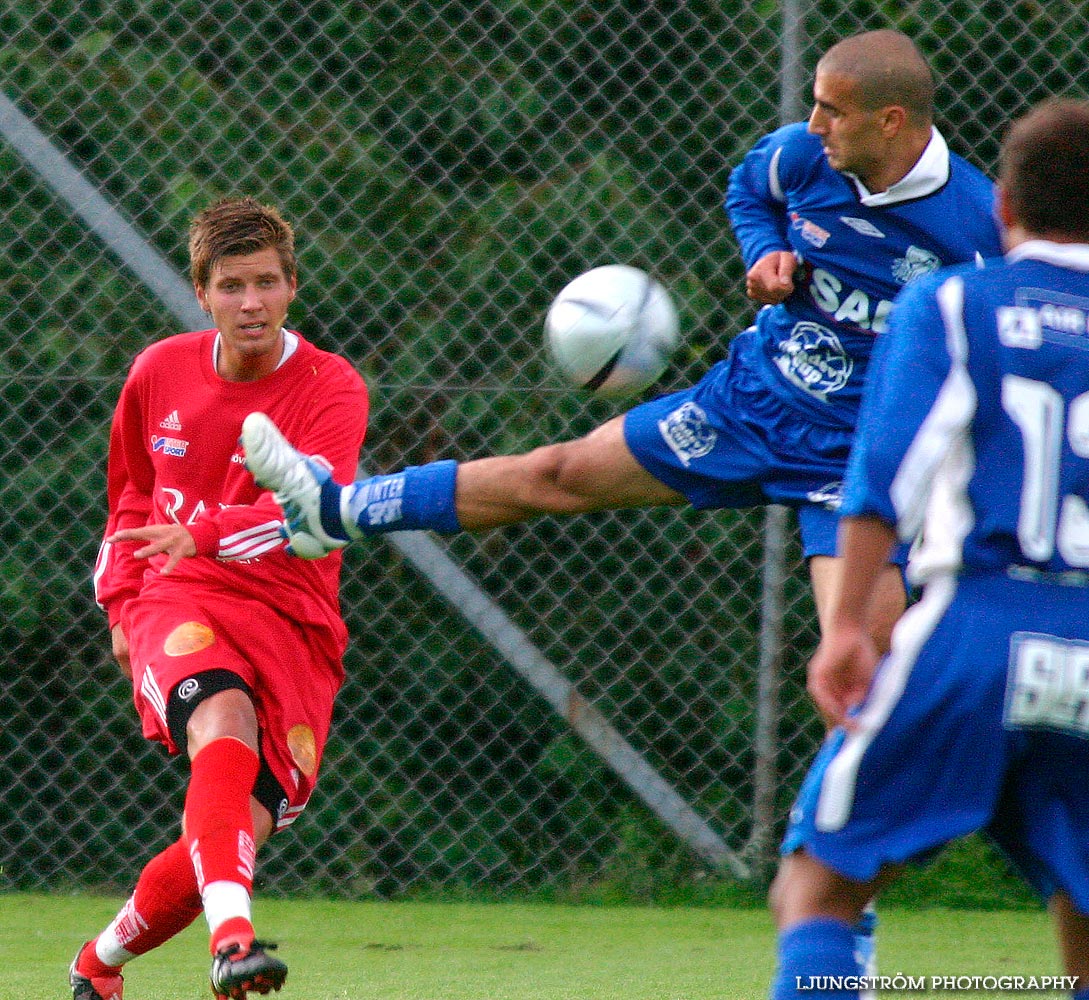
[544,264,680,397]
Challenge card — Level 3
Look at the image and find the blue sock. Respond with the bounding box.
[771,917,860,999]
[316,470,350,540]
[853,905,877,978]
[341,460,461,536]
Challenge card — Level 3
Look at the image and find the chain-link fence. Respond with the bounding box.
[2,1,1087,899]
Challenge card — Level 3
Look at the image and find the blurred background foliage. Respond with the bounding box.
[2,0,1084,903]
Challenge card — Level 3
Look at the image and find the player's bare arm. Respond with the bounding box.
[807,623,879,728]
[107,523,197,575]
[745,250,798,305]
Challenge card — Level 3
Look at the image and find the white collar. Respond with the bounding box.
[849,127,950,207]
[1007,240,1089,272]
[212,328,299,371]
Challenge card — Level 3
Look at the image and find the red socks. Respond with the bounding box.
[184,737,260,953]
[77,838,202,975]
[127,838,205,952]
[185,737,259,889]
[79,737,262,974]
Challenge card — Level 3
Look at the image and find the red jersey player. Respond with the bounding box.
[73,198,368,1000]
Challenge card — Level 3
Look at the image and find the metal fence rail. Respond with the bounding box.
[2,0,1085,898]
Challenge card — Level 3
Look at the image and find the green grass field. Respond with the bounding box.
[10,892,1070,999]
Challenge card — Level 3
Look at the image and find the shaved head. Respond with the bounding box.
[817,30,935,125]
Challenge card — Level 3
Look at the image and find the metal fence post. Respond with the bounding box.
[747,0,810,882]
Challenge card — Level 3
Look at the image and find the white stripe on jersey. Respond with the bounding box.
[140,666,169,728]
[217,520,284,561]
[815,575,957,832]
[768,145,784,202]
[889,276,978,580]
[92,539,111,610]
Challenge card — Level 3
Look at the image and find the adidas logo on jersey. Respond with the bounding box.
[159,410,182,431]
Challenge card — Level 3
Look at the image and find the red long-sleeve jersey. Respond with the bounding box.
[93,329,368,658]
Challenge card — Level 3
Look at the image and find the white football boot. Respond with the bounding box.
[241,412,352,559]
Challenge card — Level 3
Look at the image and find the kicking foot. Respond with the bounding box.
[241,412,350,558]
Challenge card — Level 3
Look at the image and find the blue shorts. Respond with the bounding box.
[783,572,1089,911]
[624,330,879,561]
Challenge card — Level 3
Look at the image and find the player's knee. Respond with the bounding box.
[251,798,275,846]
[186,689,259,757]
[549,441,594,500]
[769,850,875,928]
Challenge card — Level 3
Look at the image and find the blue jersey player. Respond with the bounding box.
[771,97,1089,999]
[242,29,1001,661]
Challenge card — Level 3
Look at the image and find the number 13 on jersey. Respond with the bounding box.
[1002,374,1089,566]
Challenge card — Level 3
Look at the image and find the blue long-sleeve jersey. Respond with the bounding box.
[725,122,1003,431]
[843,241,1089,584]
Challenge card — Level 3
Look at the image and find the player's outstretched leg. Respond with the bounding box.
[241,412,352,558]
[209,939,288,999]
[69,944,124,1000]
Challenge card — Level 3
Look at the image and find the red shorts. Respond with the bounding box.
[122,589,343,832]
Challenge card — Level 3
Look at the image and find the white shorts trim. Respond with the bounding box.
[816,576,956,831]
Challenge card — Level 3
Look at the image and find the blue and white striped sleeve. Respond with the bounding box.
[842,273,975,539]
